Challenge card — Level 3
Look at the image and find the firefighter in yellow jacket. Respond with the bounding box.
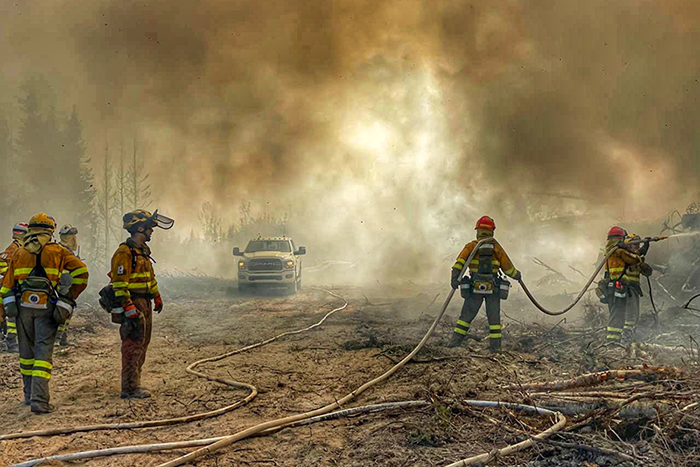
[0,214,88,413]
[56,224,80,346]
[110,209,173,399]
[1,222,28,353]
[603,226,642,341]
[620,233,653,340]
[448,216,521,352]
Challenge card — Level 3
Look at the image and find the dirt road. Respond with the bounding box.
[0,284,697,466]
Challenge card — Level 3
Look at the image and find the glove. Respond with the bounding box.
[513,271,522,282]
[3,295,18,318]
[154,295,163,313]
[640,262,653,277]
[54,295,75,324]
[124,303,140,319]
[451,269,461,290]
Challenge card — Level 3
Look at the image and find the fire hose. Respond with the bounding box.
[4,238,494,467]
[9,235,671,466]
[519,236,668,317]
[1,288,347,442]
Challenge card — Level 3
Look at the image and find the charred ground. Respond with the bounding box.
[1,280,699,467]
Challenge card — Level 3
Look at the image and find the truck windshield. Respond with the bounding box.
[245,241,291,253]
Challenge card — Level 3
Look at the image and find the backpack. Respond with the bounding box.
[98,242,142,314]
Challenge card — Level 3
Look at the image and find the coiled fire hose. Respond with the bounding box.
[1,288,347,442]
[153,239,503,467]
[5,239,492,466]
[7,240,568,467]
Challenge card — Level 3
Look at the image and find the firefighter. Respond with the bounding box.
[56,224,80,346]
[603,226,641,342]
[0,213,88,413]
[448,216,521,352]
[1,222,28,353]
[1,222,29,352]
[620,233,653,341]
[110,209,173,399]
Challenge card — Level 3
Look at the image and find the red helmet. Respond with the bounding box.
[475,216,496,231]
[12,222,28,236]
[607,226,627,239]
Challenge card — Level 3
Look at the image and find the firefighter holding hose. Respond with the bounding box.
[603,226,643,342]
[619,233,653,340]
[110,209,173,399]
[448,216,521,352]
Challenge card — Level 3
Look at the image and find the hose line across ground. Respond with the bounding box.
[8,401,431,467]
[0,288,348,442]
[155,239,491,467]
[517,249,616,317]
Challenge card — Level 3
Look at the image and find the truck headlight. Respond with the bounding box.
[238,261,245,270]
[285,260,295,269]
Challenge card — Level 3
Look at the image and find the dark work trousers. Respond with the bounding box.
[607,287,628,341]
[121,297,153,393]
[624,289,641,337]
[452,293,502,351]
[17,307,58,410]
[5,316,18,351]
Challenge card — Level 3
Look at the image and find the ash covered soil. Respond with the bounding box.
[1,283,699,467]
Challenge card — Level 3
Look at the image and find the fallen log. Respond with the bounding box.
[507,366,682,392]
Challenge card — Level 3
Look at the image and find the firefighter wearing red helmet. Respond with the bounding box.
[448,216,521,352]
[601,226,643,342]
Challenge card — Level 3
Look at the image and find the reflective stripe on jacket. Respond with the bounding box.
[452,240,519,279]
[0,241,21,276]
[605,248,641,281]
[0,243,89,300]
[110,240,159,306]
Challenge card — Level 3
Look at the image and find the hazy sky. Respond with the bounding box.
[1,0,698,278]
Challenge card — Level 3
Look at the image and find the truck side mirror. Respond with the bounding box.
[233,247,242,256]
[295,246,306,255]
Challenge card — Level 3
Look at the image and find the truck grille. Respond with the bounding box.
[248,258,284,271]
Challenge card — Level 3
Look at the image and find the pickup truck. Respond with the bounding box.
[233,237,306,294]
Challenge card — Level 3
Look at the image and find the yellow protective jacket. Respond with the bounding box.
[0,243,89,300]
[604,241,641,282]
[109,239,160,307]
[452,240,519,279]
[0,240,22,320]
[0,240,21,276]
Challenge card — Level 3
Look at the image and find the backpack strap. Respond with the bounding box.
[29,248,48,279]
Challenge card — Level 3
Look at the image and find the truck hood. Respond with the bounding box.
[243,251,293,259]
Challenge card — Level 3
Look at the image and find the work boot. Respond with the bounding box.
[621,329,635,345]
[447,333,466,348]
[120,388,151,399]
[489,338,502,353]
[5,334,18,353]
[31,403,56,414]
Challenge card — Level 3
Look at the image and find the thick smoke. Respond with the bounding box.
[0,0,698,282]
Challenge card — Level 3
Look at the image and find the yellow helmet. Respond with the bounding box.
[123,209,174,233]
[624,233,641,243]
[28,213,57,232]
